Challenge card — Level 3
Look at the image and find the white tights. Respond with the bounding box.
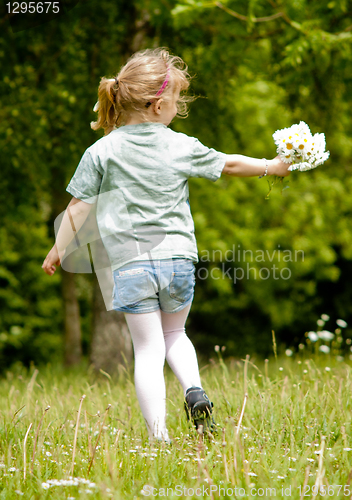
[124,305,202,441]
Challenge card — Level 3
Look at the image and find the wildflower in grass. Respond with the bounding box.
[318,330,334,341]
[308,331,318,342]
[214,345,220,352]
[279,367,283,371]
[321,314,330,321]
[325,367,331,371]
[285,349,293,356]
[319,345,330,354]
[317,319,325,327]
[337,319,348,328]
[343,448,352,451]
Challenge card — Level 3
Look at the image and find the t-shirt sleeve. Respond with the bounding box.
[66,148,103,204]
[189,138,226,182]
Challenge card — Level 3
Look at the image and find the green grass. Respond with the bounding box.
[1,351,352,499]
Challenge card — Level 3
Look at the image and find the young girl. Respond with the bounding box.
[42,48,290,443]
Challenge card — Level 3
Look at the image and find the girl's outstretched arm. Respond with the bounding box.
[222,155,290,177]
[42,197,92,276]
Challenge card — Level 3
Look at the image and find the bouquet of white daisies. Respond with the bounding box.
[273,121,330,171]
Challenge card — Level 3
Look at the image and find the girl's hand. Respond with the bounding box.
[269,156,291,177]
[42,245,65,276]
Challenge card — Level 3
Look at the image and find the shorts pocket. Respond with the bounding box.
[169,270,195,303]
[114,271,156,307]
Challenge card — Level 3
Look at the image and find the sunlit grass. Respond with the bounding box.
[1,350,352,499]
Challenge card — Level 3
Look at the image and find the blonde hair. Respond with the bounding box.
[91,48,193,135]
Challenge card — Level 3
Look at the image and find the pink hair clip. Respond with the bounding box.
[145,66,170,108]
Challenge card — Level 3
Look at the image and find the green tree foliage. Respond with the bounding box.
[171,0,352,355]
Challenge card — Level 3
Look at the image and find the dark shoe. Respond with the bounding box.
[184,387,215,433]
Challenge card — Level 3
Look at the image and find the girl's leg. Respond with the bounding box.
[161,305,202,394]
[124,310,169,441]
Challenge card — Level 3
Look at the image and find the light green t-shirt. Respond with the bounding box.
[66,122,226,270]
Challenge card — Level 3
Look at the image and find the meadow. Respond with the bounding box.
[1,344,352,500]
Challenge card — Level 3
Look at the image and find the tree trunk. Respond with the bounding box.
[90,272,132,373]
[61,269,82,366]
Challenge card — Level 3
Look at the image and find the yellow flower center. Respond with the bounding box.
[299,144,305,150]
[286,143,293,150]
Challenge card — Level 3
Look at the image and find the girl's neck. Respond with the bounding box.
[125,117,147,125]
[126,110,158,126]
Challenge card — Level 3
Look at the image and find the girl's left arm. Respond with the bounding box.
[42,197,92,276]
[222,155,290,177]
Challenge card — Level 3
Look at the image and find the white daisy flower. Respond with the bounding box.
[319,345,330,354]
[296,161,313,172]
[273,121,329,171]
[336,319,348,328]
[308,331,318,342]
[318,330,334,341]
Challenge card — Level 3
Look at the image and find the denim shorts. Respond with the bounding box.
[112,259,196,314]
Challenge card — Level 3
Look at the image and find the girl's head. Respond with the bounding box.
[91,48,193,135]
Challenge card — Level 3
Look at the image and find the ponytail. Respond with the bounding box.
[91,77,120,135]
